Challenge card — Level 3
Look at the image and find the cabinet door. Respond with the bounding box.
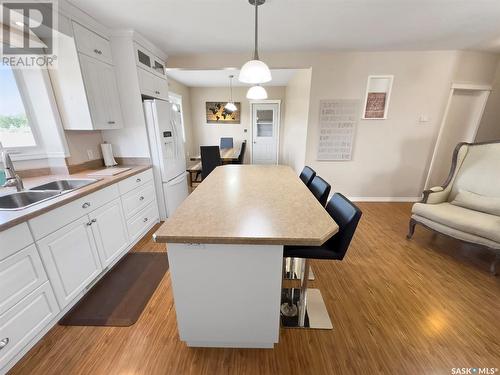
[37,216,102,308]
[79,53,123,130]
[90,198,129,268]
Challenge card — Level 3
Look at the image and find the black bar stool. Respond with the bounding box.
[309,175,331,207]
[299,166,316,186]
[200,146,222,180]
[281,193,362,329]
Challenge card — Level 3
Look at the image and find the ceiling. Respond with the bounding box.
[68,0,500,54]
[167,69,298,87]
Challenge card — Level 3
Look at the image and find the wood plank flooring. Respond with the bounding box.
[9,203,500,375]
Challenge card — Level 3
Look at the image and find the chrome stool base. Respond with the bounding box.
[283,257,315,281]
[280,288,333,329]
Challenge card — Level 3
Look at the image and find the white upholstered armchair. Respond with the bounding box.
[408,140,500,275]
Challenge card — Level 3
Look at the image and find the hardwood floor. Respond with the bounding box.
[9,203,500,375]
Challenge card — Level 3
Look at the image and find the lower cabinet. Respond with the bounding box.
[90,198,129,268]
[0,282,59,369]
[37,216,103,308]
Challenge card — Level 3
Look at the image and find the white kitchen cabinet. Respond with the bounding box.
[137,67,169,100]
[0,282,59,370]
[134,42,166,78]
[127,201,160,244]
[90,198,129,268]
[37,216,103,308]
[72,21,113,64]
[0,244,48,315]
[79,53,124,130]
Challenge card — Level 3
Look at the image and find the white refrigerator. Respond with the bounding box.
[143,99,189,220]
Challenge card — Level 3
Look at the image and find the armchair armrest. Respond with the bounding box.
[422,186,447,204]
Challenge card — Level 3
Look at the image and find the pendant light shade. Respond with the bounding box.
[246,85,268,100]
[239,59,272,84]
[239,0,272,84]
[224,102,237,113]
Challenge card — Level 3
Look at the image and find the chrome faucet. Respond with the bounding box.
[1,149,24,191]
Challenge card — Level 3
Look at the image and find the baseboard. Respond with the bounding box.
[347,196,421,202]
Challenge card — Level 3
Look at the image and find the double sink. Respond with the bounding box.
[0,179,98,211]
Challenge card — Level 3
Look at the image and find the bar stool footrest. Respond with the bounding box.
[280,288,333,330]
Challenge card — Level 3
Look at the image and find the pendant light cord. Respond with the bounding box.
[254,0,259,60]
[229,75,234,102]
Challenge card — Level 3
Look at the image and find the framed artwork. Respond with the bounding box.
[206,102,241,124]
[362,75,394,119]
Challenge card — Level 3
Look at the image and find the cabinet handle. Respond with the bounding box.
[82,202,91,209]
[143,217,148,223]
[93,49,102,55]
[107,121,116,125]
[0,338,8,350]
[136,178,141,183]
[139,196,144,201]
[86,219,97,226]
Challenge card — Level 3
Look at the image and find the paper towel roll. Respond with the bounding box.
[101,143,117,167]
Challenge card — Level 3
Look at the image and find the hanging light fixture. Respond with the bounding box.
[239,0,272,84]
[246,84,268,100]
[224,75,237,113]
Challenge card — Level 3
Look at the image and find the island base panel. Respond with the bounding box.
[167,243,283,348]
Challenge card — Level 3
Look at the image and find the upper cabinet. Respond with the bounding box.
[135,42,166,78]
[48,17,123,130]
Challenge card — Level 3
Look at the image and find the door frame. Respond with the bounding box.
[249,100,281,165]
[424,83,491,189]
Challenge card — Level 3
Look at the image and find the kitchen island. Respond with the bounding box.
[154,165,338,348]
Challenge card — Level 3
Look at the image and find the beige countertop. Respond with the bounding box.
[154,165,338,246]
[0,165,151,232]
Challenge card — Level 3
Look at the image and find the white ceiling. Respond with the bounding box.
[68,0,500,54]
[167,69,298,87]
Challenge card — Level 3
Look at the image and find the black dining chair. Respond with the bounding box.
[299,166,316,187]
[281,193,362,329]
[200,146,222,180]
[233,140,246,164]
[309,176,331,206]
[220,137,234,149]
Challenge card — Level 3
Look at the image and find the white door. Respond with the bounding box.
[90,199,129,268]
[37,216,103,308]
[154,100,186,181]
[425,85,490,188]
[251,103,280,164]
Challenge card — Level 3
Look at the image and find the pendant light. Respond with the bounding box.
[239,0,272,84]
[246,84,268,100]
[224,75,237,113]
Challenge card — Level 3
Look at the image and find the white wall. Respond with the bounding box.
[281,69,312,173]
[187,86,286,163]
[169,50,499,198]
[64,131,103,164]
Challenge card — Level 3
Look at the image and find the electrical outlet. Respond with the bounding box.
[87,149,95,160]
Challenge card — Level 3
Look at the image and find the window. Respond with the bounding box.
[0,67,37,149]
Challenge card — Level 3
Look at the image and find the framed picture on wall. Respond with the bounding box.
[362,75,394,119]
[206,102,241,124]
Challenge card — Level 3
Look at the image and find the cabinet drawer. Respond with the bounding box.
[72,22,112,64]
[118,169,154,195]
[29,184,120,241]
[126,201,159,243]
[122,181,155,219]
[0,282,59,370]
[0,223,33,261]
[0,244,47,315]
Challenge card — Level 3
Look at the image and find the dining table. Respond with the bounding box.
[154,165,338,349]
[190,146,241,163]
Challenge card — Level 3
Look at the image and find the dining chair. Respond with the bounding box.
[234,140,246,164]
[281,193,362,329]
[200,146,222,180]
[309,176,331,206]
[220,137,234,149]
[299,166,316,187]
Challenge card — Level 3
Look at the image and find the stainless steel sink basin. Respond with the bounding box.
[29,179,97,191]
[0,191,62,210]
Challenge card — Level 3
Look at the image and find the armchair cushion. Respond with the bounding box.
[451,190,500,216]
[412,202,500,244]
